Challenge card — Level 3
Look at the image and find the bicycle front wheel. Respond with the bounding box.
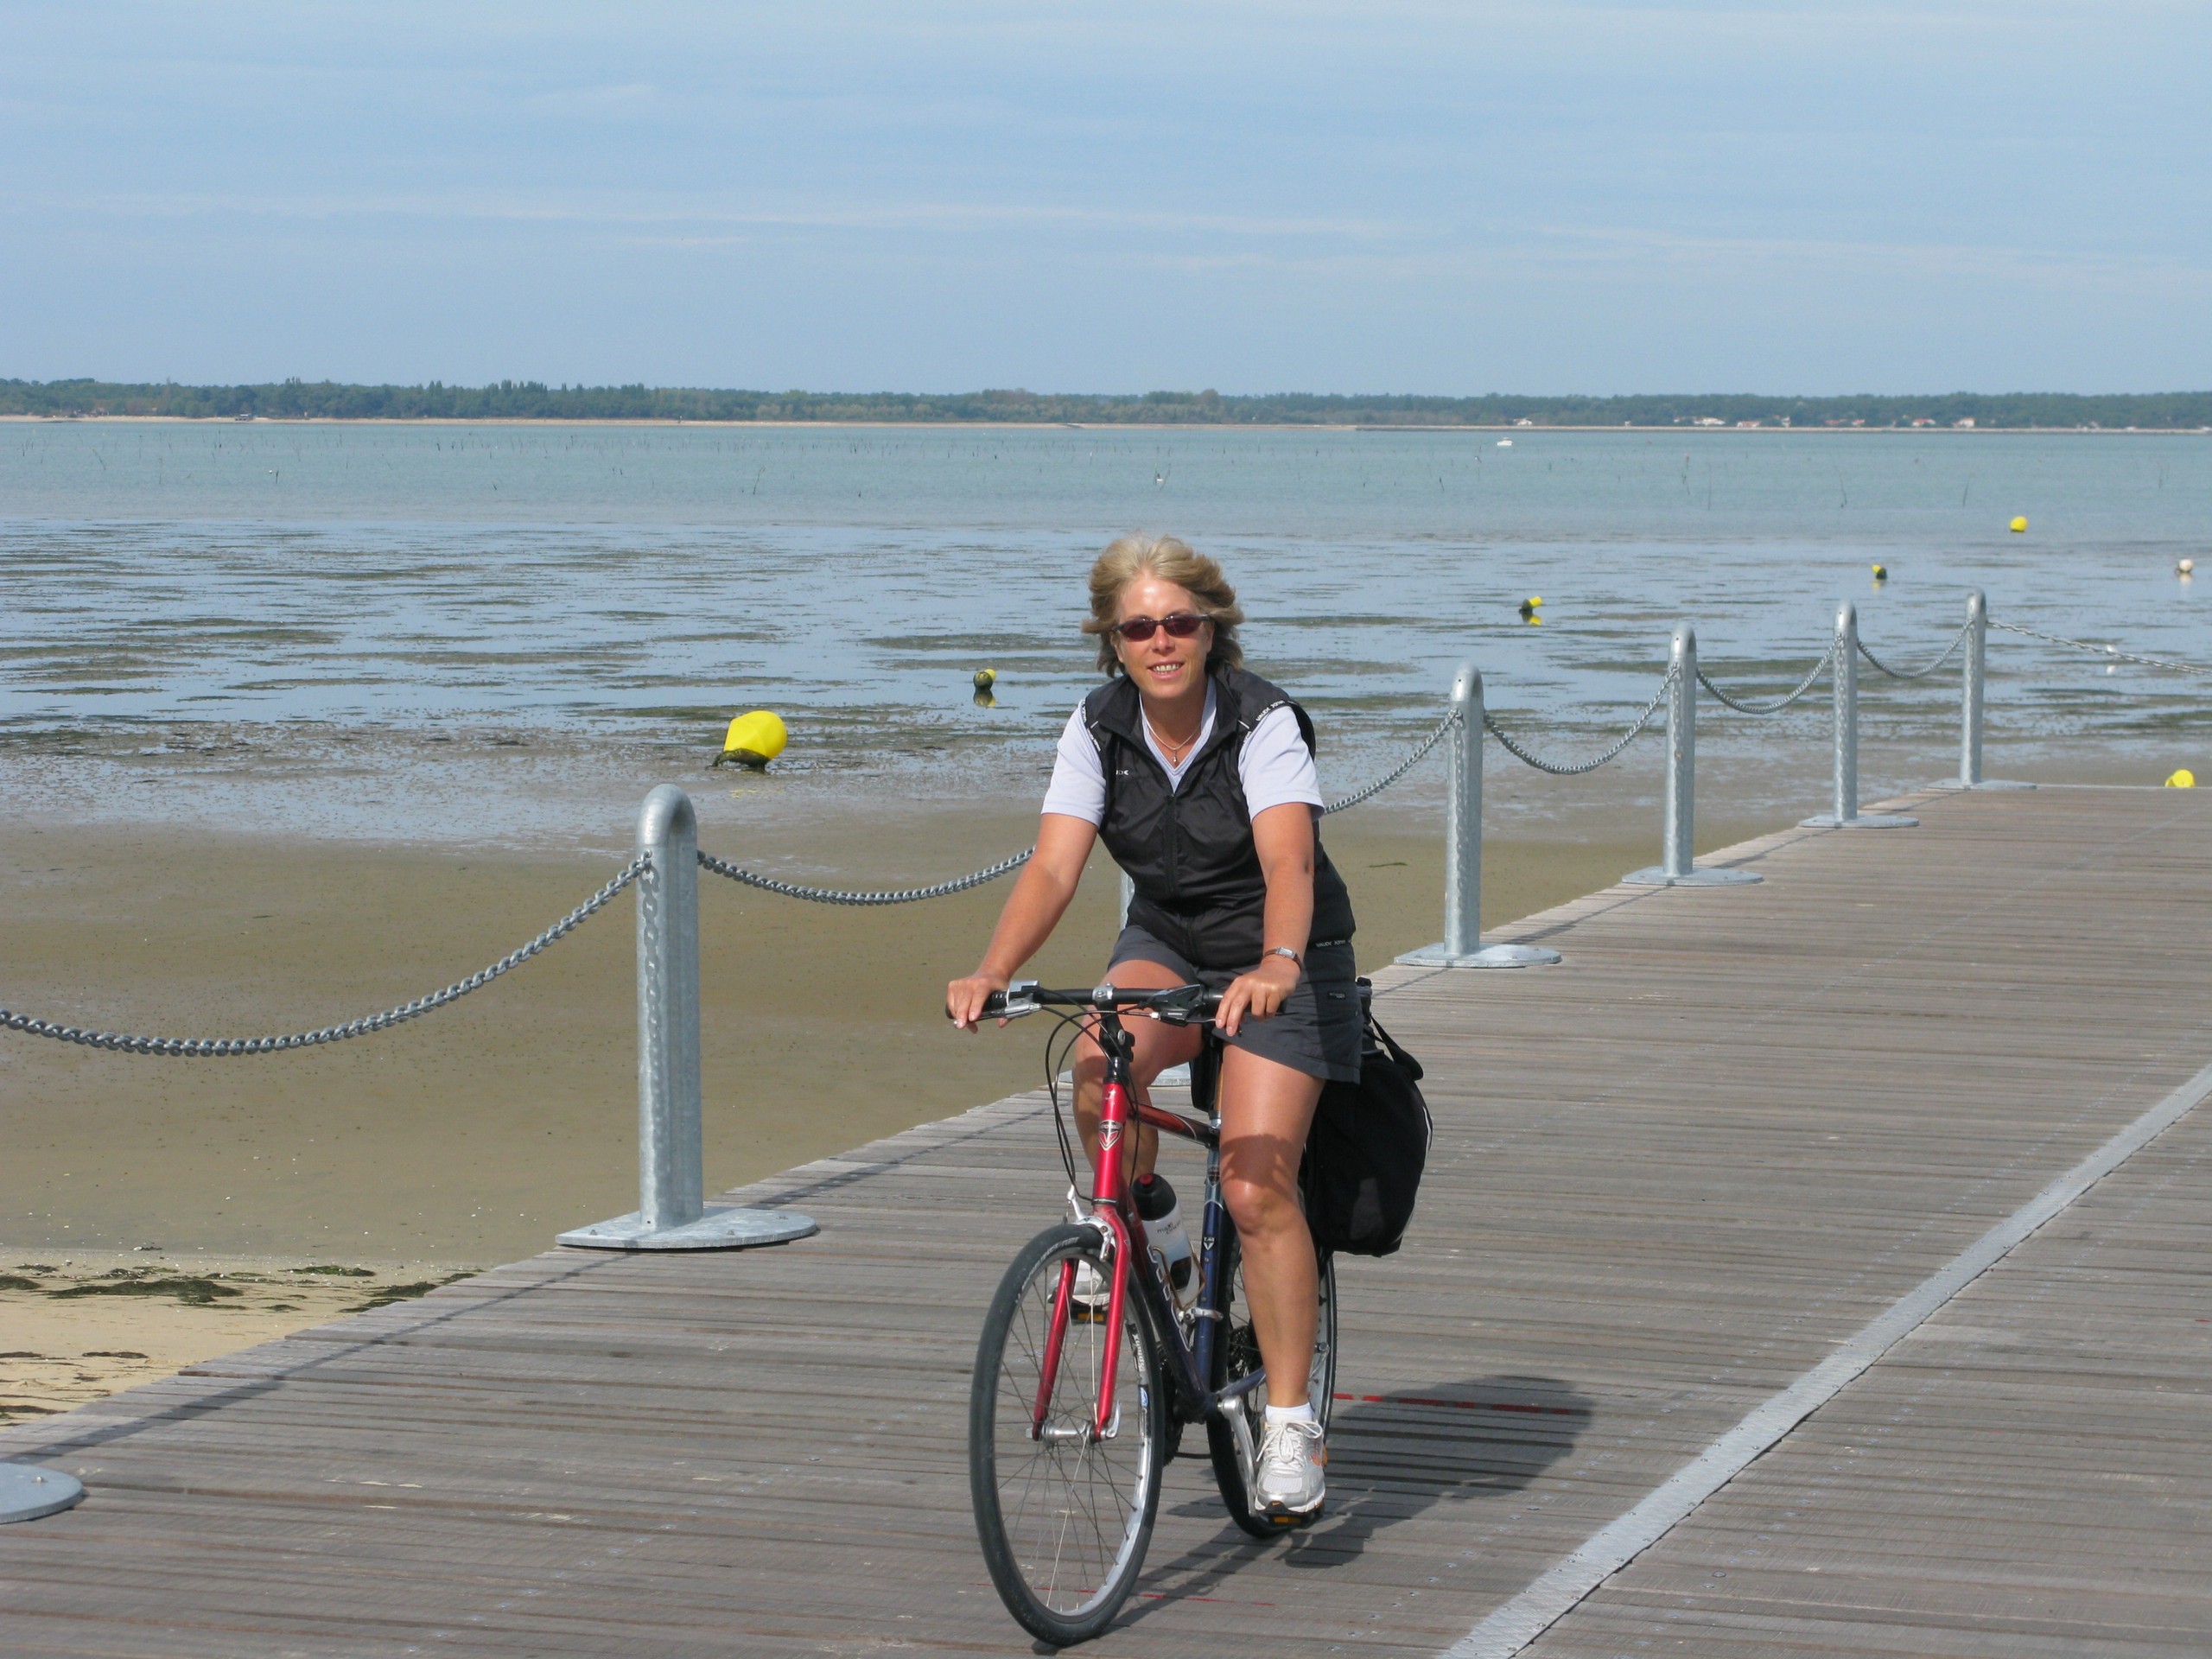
[969,1222,1166,1647]
[1207,1227,1338,1538]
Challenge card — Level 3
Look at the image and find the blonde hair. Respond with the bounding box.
[1080,533,1245,677]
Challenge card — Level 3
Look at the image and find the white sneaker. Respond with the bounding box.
[1254,1419,1327,1522]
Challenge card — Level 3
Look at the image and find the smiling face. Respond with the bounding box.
[1112,573,1214,709]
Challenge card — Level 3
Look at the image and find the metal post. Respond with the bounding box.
[1802,601,1917,830]
[1443,664,1481,958]
[561,785,817,1250]
[1398,662,1560,968]
[1834,601,1858,820]
[1624,626,1759,887]
[1961,589,1986,787]
[1929,588,2032,791]
[640,782,703,1230]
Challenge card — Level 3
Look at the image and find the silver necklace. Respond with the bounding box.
[1147,714,1200,766]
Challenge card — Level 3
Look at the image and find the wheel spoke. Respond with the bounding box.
[976,1232,1155,1631]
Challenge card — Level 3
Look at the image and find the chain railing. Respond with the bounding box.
[1989,620,2212,677]
[1322,706,1461,814]
[0,855,646,1056]
[1482,671,1676,775]
[1858,619,1974,681]
[696,845,1033,906]
[1696,645,1834,715]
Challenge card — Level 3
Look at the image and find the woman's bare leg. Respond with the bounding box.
[1216,1046,1324,1406]
[1070,956,1204,1181]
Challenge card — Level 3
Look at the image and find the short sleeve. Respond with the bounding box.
[1238,704,1322,817]
[1039,706,1108,824]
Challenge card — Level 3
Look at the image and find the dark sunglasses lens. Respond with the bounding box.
[1116,613,1205,642]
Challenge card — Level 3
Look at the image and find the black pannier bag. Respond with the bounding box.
[1300,983,1432,1257]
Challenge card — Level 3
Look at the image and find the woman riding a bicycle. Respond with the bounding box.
[949,532,1362,1527]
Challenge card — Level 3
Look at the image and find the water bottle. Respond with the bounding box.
[1133,1173,1197,1309]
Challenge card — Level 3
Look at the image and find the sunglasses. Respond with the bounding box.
[1112,611,1210,643]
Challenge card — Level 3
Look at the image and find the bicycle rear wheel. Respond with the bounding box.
[1206,1226,1338,1537]
[969,1222,1166,1646]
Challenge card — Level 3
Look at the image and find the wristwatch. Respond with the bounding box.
[1264,946,1302,968]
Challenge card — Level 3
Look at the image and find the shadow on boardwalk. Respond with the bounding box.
[1122,1375,1592,1627]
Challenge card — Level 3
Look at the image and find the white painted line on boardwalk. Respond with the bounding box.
[1445,1053,2212,1659]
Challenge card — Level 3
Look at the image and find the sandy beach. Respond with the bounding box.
[0,1252,466,1424]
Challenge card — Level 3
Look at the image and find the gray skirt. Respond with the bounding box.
[1109,922,1363,1084]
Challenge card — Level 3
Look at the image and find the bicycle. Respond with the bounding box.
[964,980,1338,1646]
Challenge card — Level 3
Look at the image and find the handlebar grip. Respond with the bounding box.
[979,990,1011,1018]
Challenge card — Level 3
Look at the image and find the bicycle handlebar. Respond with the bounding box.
[976,981,1222,1024]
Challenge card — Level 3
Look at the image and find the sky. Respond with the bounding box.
[3,1,2207,396]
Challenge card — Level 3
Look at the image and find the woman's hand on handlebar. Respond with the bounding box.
[1216,955,1300,1037]
[947,970,1011,1033]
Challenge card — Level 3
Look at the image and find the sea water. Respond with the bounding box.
[3,422,2205,844]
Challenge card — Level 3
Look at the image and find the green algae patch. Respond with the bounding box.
[50,1276,244,1306]
[347,1274,469,1313]
[0,1275,44,1293]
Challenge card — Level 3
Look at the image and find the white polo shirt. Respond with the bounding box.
[1039,684,1323,823]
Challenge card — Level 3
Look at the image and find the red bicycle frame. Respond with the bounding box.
[1031,1013,1211,1443]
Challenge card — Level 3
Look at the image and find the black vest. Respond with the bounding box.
[1084,665,1357,972]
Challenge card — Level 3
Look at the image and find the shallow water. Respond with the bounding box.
[3,423,2205,843]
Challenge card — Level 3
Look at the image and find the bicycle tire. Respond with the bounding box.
[1206,1226,1338,1538]
[969,1222,1167,1646]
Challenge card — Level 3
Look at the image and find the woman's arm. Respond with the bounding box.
[1216,802,1316,1035]
[946,812,1101,1029]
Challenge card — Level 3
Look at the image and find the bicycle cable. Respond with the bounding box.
[1044,1008,1102,1200]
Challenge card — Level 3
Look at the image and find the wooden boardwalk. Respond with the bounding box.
[6,783,2212,1656]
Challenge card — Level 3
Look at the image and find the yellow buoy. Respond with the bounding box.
[1518,596,1543,624]
[715,709,788,770]
[1871,563,1888,582]
[972,668,996,691]
[2167,768,2196,788]
[2181,558,2196,576]
[2009,516,2028,533]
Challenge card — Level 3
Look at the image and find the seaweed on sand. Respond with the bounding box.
[346,1275,470,1313]
[49,1277,243,1306]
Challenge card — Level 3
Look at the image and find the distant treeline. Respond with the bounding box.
[6,378,2210,429]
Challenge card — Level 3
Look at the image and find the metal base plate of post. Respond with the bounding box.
[0,1464,84,1524]
[1395,942,1561,968]
[1799,812,1920,829]
[558,1205,818,1251]
[1621,865,1764,887]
